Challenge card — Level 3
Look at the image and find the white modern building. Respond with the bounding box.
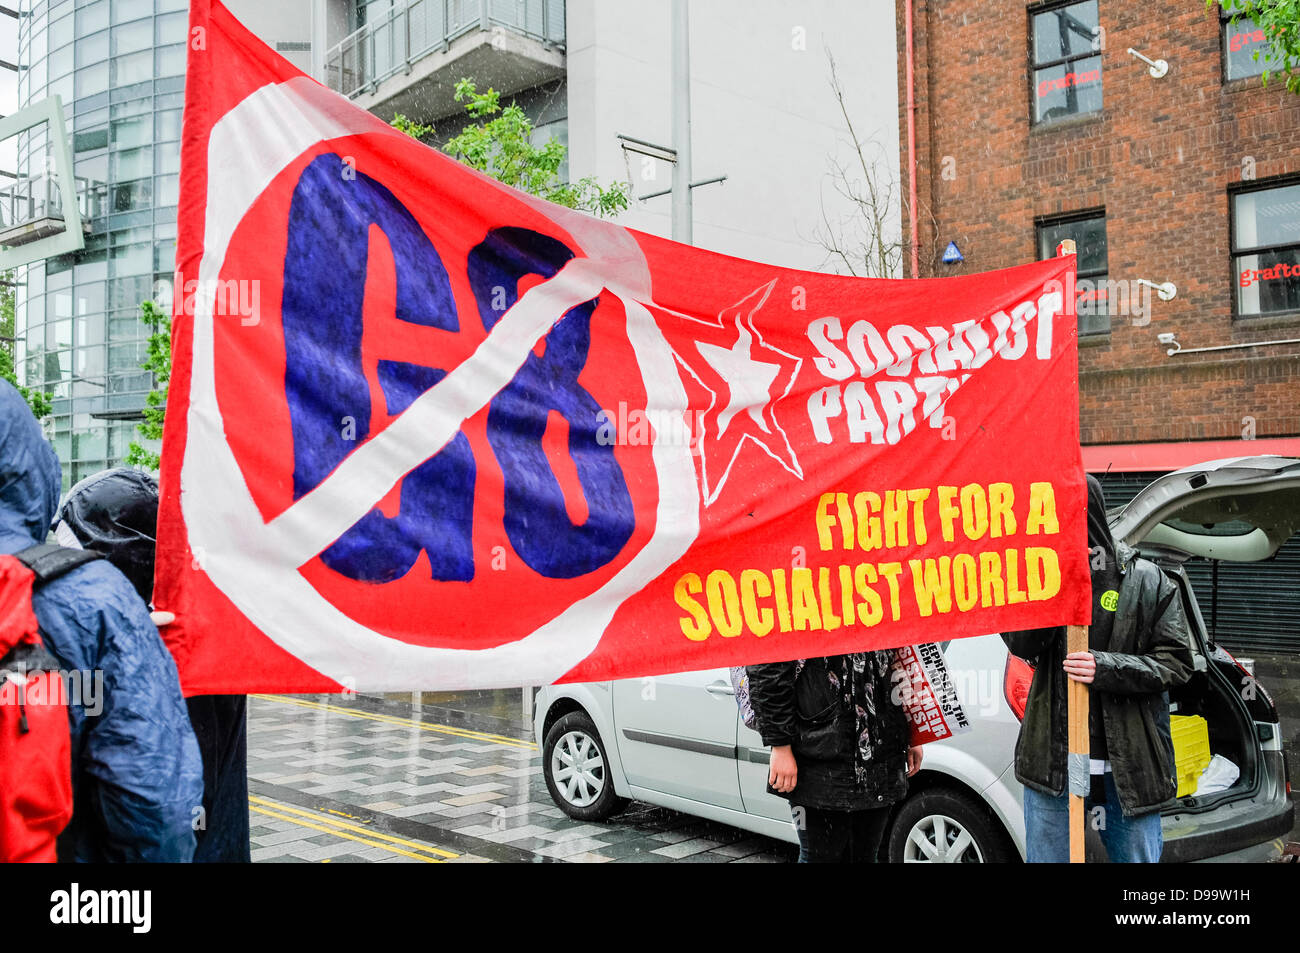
[322,0,901,271]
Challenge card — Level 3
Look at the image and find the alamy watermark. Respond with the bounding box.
[595,402,704,454]
[0,667,104,716]
[154,272,262,326]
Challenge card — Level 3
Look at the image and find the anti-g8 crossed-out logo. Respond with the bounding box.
[183,78,729,689]
[280,152,635,586]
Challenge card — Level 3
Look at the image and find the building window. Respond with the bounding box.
[1232,180,1300,318]
[1221,7,1291,81]
[1037,211,1109,335]
[1031,0,1103,124]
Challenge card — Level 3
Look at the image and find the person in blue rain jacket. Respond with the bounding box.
[0,380,202,861]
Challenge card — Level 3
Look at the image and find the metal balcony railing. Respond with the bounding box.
[0,173,104,246]
[324,0,565,100]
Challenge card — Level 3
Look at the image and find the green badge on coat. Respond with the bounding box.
[1100,590,1119,612]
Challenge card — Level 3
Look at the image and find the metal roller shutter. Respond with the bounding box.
[1096,471,1300,657]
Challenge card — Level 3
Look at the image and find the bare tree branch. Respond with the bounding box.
[810,46,909,279]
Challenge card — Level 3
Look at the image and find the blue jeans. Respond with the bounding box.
[1023,772,1163,863]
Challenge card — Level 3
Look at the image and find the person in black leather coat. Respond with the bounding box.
[747,651,922,862]
[1003,474,1194,862]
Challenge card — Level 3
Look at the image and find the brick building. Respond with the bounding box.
[896,1,1300,652]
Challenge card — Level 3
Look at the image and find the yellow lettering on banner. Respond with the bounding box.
[740,569,774,637]
[884,490,909,548]
[772,568,793,632]
[838,564,857,626]
[815,493,837,551]
[979,550,1006,607]
[1006,549,1028,604]
[909,556,953,617]
[675,573,711,640]
[791,568,823,631]
[854,492,883,550]
[908,488,931,545]
[1027,482,1060,535]
[1027,547,1062,601]
[854,563,884,626]
[878,561,905,622]
[836,493,855,550]
[989,483,1016,538]
[818,567,842,631]
[938,486,960,542]
[706,570,743,638]
[953,553,979,611]
[960,483,989,541]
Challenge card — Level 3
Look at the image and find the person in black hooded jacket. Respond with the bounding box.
[746,651,923,862]
[55,467,251,863]
[1003,474,1194,862]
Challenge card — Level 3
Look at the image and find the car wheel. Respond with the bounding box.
[542,710,628,822]
[888,787,1016,863]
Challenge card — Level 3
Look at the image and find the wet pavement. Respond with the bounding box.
[246,692,797,863]
[248,651,1300,863]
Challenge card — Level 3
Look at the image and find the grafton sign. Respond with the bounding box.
[155,1,1090,694]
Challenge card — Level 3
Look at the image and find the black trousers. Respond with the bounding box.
[793,804,892,863]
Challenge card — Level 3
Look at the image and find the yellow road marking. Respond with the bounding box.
[249,796,458,862]
[252,694,537,750]
[250,805,441,863]
[326,808,366,821]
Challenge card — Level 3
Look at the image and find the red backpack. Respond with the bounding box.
[0,544,100,863]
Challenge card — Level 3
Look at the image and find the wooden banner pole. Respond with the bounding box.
[1066,623,1090,863]
[1055,237,1088,863]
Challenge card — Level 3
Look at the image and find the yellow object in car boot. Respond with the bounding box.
[1171,714,1212,797]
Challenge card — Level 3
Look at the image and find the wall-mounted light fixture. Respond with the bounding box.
[1135,278,1177,301]
[1157,332,1181,356]
[1127,48,1170,79]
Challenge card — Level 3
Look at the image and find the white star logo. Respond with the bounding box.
[696,327,781,438]
[650,279,803,506]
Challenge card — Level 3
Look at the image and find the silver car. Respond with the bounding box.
[534,457,1297,861]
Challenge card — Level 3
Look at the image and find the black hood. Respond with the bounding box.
[56,467,159,603]
[1087,474,1118,575]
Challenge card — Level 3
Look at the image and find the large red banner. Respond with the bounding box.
[156,1,1090,694]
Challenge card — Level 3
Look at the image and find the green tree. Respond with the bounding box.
[0,269,52,420]
[124,299,170,470]
[1214,0,1300,93]
[395,79,630,217]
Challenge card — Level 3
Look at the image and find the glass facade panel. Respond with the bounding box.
[78,28,109,65]
[75,2,109,37]
[111,113,151,148]
[110,145,152,180]
[12,0,313,487]
[75,61,109,97]
[50,13,75,50]
[111,50,154,86]
[112,0,153,24]
[49,43,74,80]
[112,19,153,56]
[156,44,186,77]
[154,108,181,141]
[156,11,187,44]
